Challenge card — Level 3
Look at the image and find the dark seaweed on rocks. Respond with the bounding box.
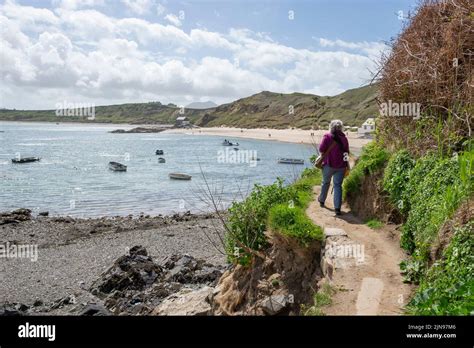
[88,246,224,315]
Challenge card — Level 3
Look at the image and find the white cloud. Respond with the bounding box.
[317,37,389,61]
[164,14,182,27]
[0,1,380,109]
[52,0,105,10]
[121,0,153,15]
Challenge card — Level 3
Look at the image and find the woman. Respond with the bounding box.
[318,120,349,215]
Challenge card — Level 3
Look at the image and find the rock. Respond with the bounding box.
[88,248,224,315]
[0,208,32,225]
[152,286,213,316]
[260,294,288,315]
[80,303,112,316]
[90,245,163,296]
[38,211,49,217]
[0,303,28,316]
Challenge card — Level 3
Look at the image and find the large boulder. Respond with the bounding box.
[152,286,213,316]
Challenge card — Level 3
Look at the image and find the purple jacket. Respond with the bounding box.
[319,131,349,168]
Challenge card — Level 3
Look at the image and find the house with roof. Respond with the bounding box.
[175,116,191,128]
[358,118,376,135]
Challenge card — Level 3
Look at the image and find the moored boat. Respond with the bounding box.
[169,173,192,180]
[11,157,40,164]
[222,139,239,146]
[277,158,304,165]
[109,161,127,171]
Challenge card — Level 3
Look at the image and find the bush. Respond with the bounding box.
[226,167,322,265]
[226,178,296,265]
[406,222,474,315]
[268,203,323,246]
[402,156,464,255]
[343,142,390,199]
[382,150,415,215]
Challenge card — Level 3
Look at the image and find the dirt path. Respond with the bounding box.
[306,186,413,315]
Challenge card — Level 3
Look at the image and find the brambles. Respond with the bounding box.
[376,0,473,155]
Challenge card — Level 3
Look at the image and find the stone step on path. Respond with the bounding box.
[307,185,413,315]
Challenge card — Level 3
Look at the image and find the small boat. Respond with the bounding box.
[222,140,239,146]
[169,173,192,180]
[158,157,166,163]
[250,157,261,161]
[109,161,127,171]
[155,150,164,155]
[12,157,40,164]
[233,147,239,151]
[277,158,305,165]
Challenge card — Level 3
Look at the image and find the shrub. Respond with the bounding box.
[406,221,474,315]
[402,156,464,255]
[343,142,390,199]
[382,150,415,215]
[226,167,322,265]
[226,178,296,265]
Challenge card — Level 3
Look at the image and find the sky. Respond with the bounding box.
[0,0,418,109]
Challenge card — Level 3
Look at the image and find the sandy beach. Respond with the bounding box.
[164,127,372,153]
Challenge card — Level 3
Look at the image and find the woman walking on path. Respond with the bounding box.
[318,120,349,215]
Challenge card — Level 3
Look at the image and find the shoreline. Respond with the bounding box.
[164,127,372,152]
[0,209,226,314]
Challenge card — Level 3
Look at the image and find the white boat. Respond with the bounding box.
[277,158,304,165]
[169,173,192,180]
[109,161,127,171]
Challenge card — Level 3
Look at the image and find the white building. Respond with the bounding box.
[175,116,190,127]
[358,118,376,135]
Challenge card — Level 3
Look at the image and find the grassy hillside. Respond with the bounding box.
[0,84,378,128]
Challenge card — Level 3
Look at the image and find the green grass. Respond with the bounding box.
[268,203,323,246]
[226,167,322,265]
[366,219,384,229]
[343,141,390,199]
[301,283,335,316]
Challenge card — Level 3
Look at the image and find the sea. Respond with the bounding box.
[0,122,316,217]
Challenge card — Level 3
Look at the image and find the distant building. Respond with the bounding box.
[175,116,190,128]
[358,118,375,135]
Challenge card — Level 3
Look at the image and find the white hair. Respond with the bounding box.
[329,119,344,133]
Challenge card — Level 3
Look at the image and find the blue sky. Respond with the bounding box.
[0,0,418,109]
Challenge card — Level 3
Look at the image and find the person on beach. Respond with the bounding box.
[317,119,349,215]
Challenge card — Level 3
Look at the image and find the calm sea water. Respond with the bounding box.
[0,122,316,217]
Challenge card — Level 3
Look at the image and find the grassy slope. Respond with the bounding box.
[0,84,378,128]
